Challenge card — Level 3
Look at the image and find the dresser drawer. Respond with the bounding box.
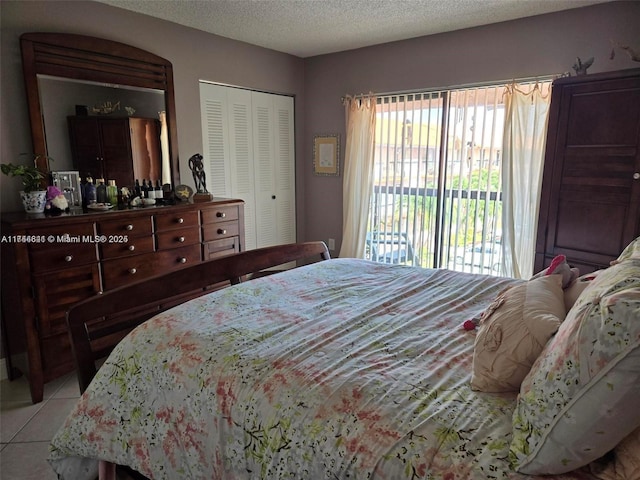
[201,205,239,224]
[30,244,98,273]
[26,223,96,251]
[155,210,199,231]
[202,220,239,242]
[102,244,201,290]
[98,216,153,236]
[204,236,240,260]
[101,235,155,260]
[156,226,200,250]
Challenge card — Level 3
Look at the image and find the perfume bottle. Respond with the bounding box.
[107,180,118,205]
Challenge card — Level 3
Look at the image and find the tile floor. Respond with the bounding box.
[1,372,80,479]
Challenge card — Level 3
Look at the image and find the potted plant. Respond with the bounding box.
[1,155,49,213]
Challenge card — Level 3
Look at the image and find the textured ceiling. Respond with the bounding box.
[98,0,611,58]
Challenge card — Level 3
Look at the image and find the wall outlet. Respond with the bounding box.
[328,238,335,250]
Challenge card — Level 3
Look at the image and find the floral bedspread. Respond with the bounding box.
[50,259,596,479]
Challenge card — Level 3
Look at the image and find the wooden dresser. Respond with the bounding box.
[1,198,244,403]
[536,68,640,274]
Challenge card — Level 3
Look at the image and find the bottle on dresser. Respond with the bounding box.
[107,180,118,205]
[141,179,149,198]
[96,178,107,204]
[147,180,156,200]
[134,179,141,198]
[83,176,97,207]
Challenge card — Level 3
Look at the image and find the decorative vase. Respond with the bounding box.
[20,190,47,213]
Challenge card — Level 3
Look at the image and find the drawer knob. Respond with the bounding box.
[129,268,137,274]
[64,255,73,262]
[178,257,187,264]
[216,212,226,218]
[178,236,185,242]
[177,217,184,224]
[128,245,136,251]
[634,172,640,180]
[217,228,227,235]
[126,224,134,231]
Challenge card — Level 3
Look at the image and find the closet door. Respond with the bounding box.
[200,84,258,250]
[200,83,295,251]
[252,92,296,248]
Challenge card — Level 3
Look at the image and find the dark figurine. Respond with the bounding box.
[188,153,208,193]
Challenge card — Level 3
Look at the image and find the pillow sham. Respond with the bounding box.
[590,427,640,480]
[611,235,640,264]
[470,274,565,393]
[509,259,640,474]
[563,270,602,312]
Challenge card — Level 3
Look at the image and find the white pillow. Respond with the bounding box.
[509,259,640,474]
[470,275,565,393]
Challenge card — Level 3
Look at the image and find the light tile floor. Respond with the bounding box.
[0,373,80,479]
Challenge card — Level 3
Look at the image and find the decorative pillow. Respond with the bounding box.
[563,270,602,313]
[509,259,640,474]
[470,274,565,393]
[589,426,640,480]
[611,235,640,265]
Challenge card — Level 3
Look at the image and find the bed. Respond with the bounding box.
[49,240,640,479]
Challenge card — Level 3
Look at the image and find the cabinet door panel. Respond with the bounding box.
[537,71,640,272]
[33,263,101,337]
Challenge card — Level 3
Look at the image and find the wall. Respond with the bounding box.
[302,1,640,254]
[2,0,640,252]
[0,0,306,238]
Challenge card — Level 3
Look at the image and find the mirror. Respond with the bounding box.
[20,32,181,190]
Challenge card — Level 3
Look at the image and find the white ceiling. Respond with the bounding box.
[98,0,611,58]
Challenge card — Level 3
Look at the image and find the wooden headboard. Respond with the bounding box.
[66,241,330,393]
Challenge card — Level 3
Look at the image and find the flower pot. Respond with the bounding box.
[20,190,47,213]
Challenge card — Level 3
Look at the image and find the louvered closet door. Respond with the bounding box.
[200,83,295,251]
[200,83,232,197]
[272,94,296,246]
[252,92,296,248]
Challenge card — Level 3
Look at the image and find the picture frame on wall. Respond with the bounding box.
[313,134,340,176]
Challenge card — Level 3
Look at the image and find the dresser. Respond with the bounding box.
[535,68,640,274]
[1,198,244,403]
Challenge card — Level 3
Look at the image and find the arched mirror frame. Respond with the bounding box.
[20,32,180,185]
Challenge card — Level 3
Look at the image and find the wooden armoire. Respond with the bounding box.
[535,68,640,274]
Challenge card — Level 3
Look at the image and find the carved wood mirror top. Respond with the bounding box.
[20,32,180,186]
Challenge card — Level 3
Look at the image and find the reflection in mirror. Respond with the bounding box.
[39,76,168,189]
[21,32,181,192]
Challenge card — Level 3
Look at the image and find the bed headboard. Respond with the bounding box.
[66,241,330,393]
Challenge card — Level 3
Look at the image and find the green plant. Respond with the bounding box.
[0,153,50,192]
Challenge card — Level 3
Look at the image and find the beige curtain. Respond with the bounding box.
[501,82,551,279]
[338,94,377,258]
[159,111,171,185]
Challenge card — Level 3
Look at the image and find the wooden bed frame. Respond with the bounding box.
[66,241,330,395]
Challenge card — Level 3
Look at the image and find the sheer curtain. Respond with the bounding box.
[338,94,377,258]
[501,82,551,279]
[159,111,171,185]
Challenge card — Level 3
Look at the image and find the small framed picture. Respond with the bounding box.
[313,135,340,176]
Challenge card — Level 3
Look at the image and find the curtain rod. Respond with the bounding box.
[340,73,563,103]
